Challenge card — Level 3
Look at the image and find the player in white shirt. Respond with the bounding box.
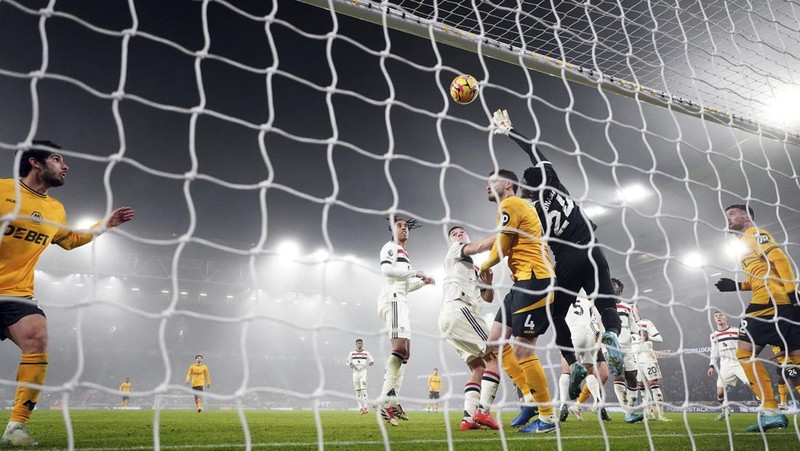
[707,310,752,420]
[636,318,670,421]
[346,339,374,414]
[611,278,644,423]
[377,216,435,426]
[439,226,501,431]
[558,295,611,422]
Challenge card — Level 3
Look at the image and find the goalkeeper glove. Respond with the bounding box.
[492,109,513,135]
[715,278,739,292]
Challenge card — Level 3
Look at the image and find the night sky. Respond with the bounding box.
[1,0,798,408]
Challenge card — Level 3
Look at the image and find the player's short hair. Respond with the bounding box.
[195,354,203,359]
[448,225,465,236]
[355,338,363,343]
[18,140,62,177]
[724,204,754,219]
[610,277,624,294]
[488,169,519,194]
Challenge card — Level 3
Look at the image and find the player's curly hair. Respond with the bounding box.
[610,278,624,294]
[386,215,422,232]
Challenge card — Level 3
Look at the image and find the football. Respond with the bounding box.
[449,74,479,105]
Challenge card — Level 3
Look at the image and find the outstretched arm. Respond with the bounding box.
[53,206,136,250]
[492,109,550,167]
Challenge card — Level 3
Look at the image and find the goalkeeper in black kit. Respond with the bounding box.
[491,109,624,399]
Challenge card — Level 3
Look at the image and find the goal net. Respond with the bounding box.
[0,0,798,449]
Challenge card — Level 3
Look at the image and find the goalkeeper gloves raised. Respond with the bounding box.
[715,278,740,292]
[492,109,513,135]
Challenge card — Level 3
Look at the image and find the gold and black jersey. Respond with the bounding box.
[738,226,795,317]
[497,196,555,281]
[1,179,95,297]
[186,363,211,387]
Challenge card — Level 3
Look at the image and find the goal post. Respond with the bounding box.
[298,0,800,145]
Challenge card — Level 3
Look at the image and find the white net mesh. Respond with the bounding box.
[0,0,799,449]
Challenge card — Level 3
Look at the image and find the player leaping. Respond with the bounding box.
[377,216,435,426]
[714,204,799,432]
[491,109,624,396]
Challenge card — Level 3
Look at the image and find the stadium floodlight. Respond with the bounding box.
[582,205,608,218]
[643,289,653,293]
[199,293,207,297]
[74,217,98,230]
[343,254,358,262]
[615,184,652,204]
[131,287,139,291]
[724,238,748,258]
[764,86,800,128]
[681,252,704,268]
[276,240,301,260]
[311,248,330,262]
[179,291,188,295]
[160,290,169,294]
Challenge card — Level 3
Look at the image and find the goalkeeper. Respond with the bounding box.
[1,141,135,447]
[714,204,800,432]
[491,110,625,396]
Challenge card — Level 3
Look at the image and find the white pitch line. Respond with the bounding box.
[41,431,798,450]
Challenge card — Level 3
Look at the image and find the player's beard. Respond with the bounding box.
[42,167,65,187]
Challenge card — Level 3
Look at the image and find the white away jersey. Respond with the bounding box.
[710,327,741,369]
[566,297,601,335]
[636,319,662,363]
[346,350,374,371]
[378,241,424,306]
[616,301,640,350]
[442,241,482,308]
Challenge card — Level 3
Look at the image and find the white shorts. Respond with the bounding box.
[638,360,662,381]
[438,303,491,363]
[379,300,411,340]
[571,328,600,365]
[623,352,638,372]
[717,365,749,389]
[352,372,367,391]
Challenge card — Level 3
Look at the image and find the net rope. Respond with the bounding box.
[0,0,799,450]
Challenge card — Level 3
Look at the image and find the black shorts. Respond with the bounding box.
[429,391,439,400]
[192,386,204,392]
[508,277,554,338]
[494,292,514,327]
[122,396,130,401]
[552,246,614,317]
[0,297,46,341]
[739,305,800,349]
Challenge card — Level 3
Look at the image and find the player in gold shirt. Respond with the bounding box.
[1,141,135,446]
[426,368,442,413]
[714,204,799,432]
[119,378,132,408]
[186,354,211,412]
[770,346,799,411]
[479,169,557,433]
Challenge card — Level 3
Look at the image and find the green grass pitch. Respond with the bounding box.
[9,410,798,450]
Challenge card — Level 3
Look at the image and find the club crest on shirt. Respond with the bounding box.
[387,249,393,257]
[757,234,770,244]
[31,211,43,223]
